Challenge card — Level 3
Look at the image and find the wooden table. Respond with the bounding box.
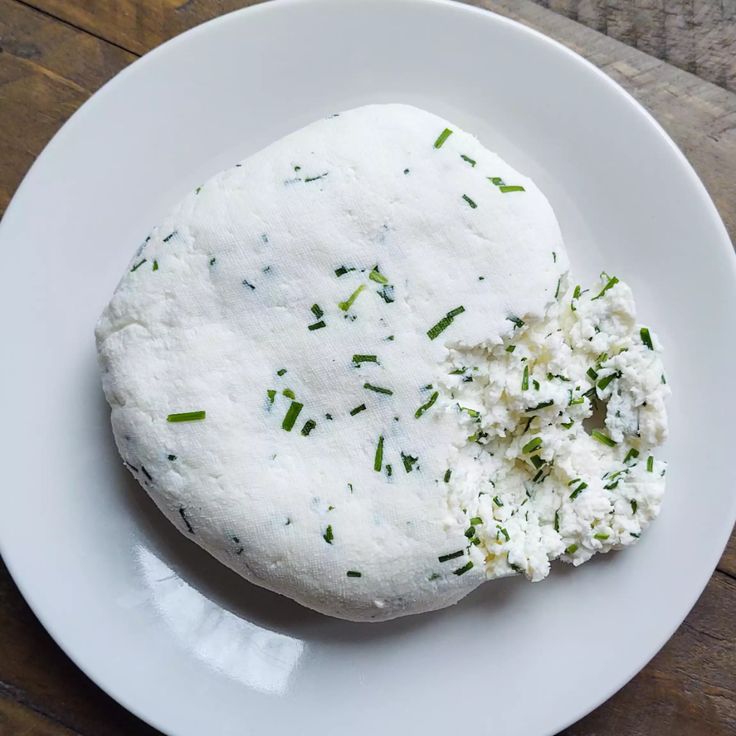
[1,1,734,734]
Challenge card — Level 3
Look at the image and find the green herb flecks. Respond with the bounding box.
[499,185,525,193]
[565,543,578,555]
[304,172,328,183]
[460,154,477,167]
[277,368,287,376]
[522,364,529,391]
[433,127,453,149]
[597,371,621,391]
[631,499,638,514]
[591,430,617,447]
[415,391,439,419]
[594,533,610,541]
[592,274,619,300]
[350,404,367,416]
[438,550,464,563]
[647,456,654,472]
[364,382,393,395]
[338,284,366,312]
[311,304,324,319]
[374,436,384,472]
[282,401,304,431]
[554,510,560,532]
[522,437,542,454]
[444,469,452,483]
[569,481,588,500]
[131,259,147,272]
[353,354,378,366]
[506,345,516,353]
[323,525,334,544]
[493,496,504,507]
[346,570,362,578]
[624,448,640,464]
[167,411,206,423]
[301,419,317,436]
[369,266,389,285]
[427,306,466,340]
[497,525,510,542]
[334,265,355,277]
[163,231,176,242]
[640,327,654,350]
[401,452,419,473]
[282,388,296,400]
[307,320,326,331]
[470,516,483,525]
[462,194,477,209]
[152,260,159,271]
[453,561,474,576]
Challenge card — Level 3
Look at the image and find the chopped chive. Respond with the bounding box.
[444,469,452,483]
[364,383,393,395]
[489,176,504,186]
[266,389,276,405]
[163,231,176,242]
[631,532,641,538]
[593,533,610,540]
[385,463,393,477]
[438,550,464,563]
[433,127,453,149]
[131,259,147,272]
[152,259,159,271]
[334,265,355,277]
[167,410,206,423]
[415,391,439,418]
[369,267,389,284]
[282,401,303,431]
[308,320,326,331]
[591,430,617,447]
[338,284,366,311]
[460,154,476,167]
[647,456,654,472]
[554,277,562,299]
[493,496,503,507]
[569,482,588,500]
[282,388,296,400]
[631,499,638,514]
[569,396,585,406]
[470,516,483,525]
[458,405,480,418]
[532,379,540,390]
[624,448,640,464]
[304,172,328,182]
[528,400,553,410]
[640,327,654,350]
[587,367,599,381]
[301,419,317,436]
[346,570,362,577]
[209,257,216,266]
[427,306,465,340]
[323,525,333,544]
[499,185,525,193]
[167,454,177,461]
[554,510,560,532]
[374,436,384,472]
[561,420,574,429]
[311,304,324,319]
[453,561,474,576]
[350,404,366,416]
[522,437,542,454]
[401,452,418,473]
[661,374,667,384]
[565,543,578,555]
[522,365,529,391]
[497,525,510,542]
[507,315,525,329]
[462,194,477,209]
[597,371,620,390]
[352,354,378,366]
[530,454,545,469]
[178,507,194,534]
[242,278,256,290]
[592,275,619,300]
[277,368,287,376]
[553,252,557,263]
[506,345,516,353]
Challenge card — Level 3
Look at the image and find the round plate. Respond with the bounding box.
[1,1,734,734]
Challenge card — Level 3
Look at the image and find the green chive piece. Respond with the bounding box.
[433,127,453,148]
[438,550,464,563]
[489,176,504,186]
[311,304,324,319]
[277,368,287,376]
[334,265,355,277]
[594,533,610,540]
[131,259,147,272]
[338,284,366,312]
[301,419,317,436]
[152,260,159,271]
[282,401,303,431]
[591,430,617,447]
[592,275,619,300]
[661,374,667,384]
[353,354,378,365]
[401,452,418,473]
[308,320,326,331]
[459,405,480,418]
[427,306,465,340]
[565,543,578,555]
[415,391,439,418]
[266,389,276,405]
[347,570,362,578]
[167,411,206,423]
[522,365,529,391]
[304,172,328,182]
[554,277,562,299]
[350,404,366,416]
[453,561,474,576]
[569,482,588,500]
[624,448,640,464]
[597,371,620,391]
[522,437,542,454]
[507,315,525,329]
[587,367,599,381]
[209,257,216,266]
[364,383,393,395]
[631,499,638,514]
[282,388,296,400]
[569,396,585,406]
[470,516,483,525]
[506,345,516,353]
[444,469,452,483]
[374,436,384,472]
[460,154,477,167]
[554,510,560,532]
[323,525,334,544]
[497,525,510,541]
[493,496,504,507]
[640,327,654,350]
[499,185,525,193]
[561,420,574,429]
[462,194,477,209]
[369,267,389,285]
[647,456,654,472]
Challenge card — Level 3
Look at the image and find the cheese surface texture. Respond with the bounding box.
[96,104,667,621]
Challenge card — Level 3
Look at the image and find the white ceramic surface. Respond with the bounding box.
[1,1,734,734]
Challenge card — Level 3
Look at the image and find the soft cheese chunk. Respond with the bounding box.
[96,105,665,622]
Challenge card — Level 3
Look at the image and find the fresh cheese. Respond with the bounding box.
[96,104,667,622]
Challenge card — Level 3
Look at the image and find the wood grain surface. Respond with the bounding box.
[0,1,734,735]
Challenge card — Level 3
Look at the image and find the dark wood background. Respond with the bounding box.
[1,1,734,734]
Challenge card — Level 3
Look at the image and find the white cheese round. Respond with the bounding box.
[96,104,666,622]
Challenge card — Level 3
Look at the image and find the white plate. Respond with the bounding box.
[1,1,735,734]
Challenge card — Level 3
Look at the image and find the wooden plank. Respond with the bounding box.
[0,696,82,736]
[532,0,736,94]
[0,0,134,215]
[20,0,264,56]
